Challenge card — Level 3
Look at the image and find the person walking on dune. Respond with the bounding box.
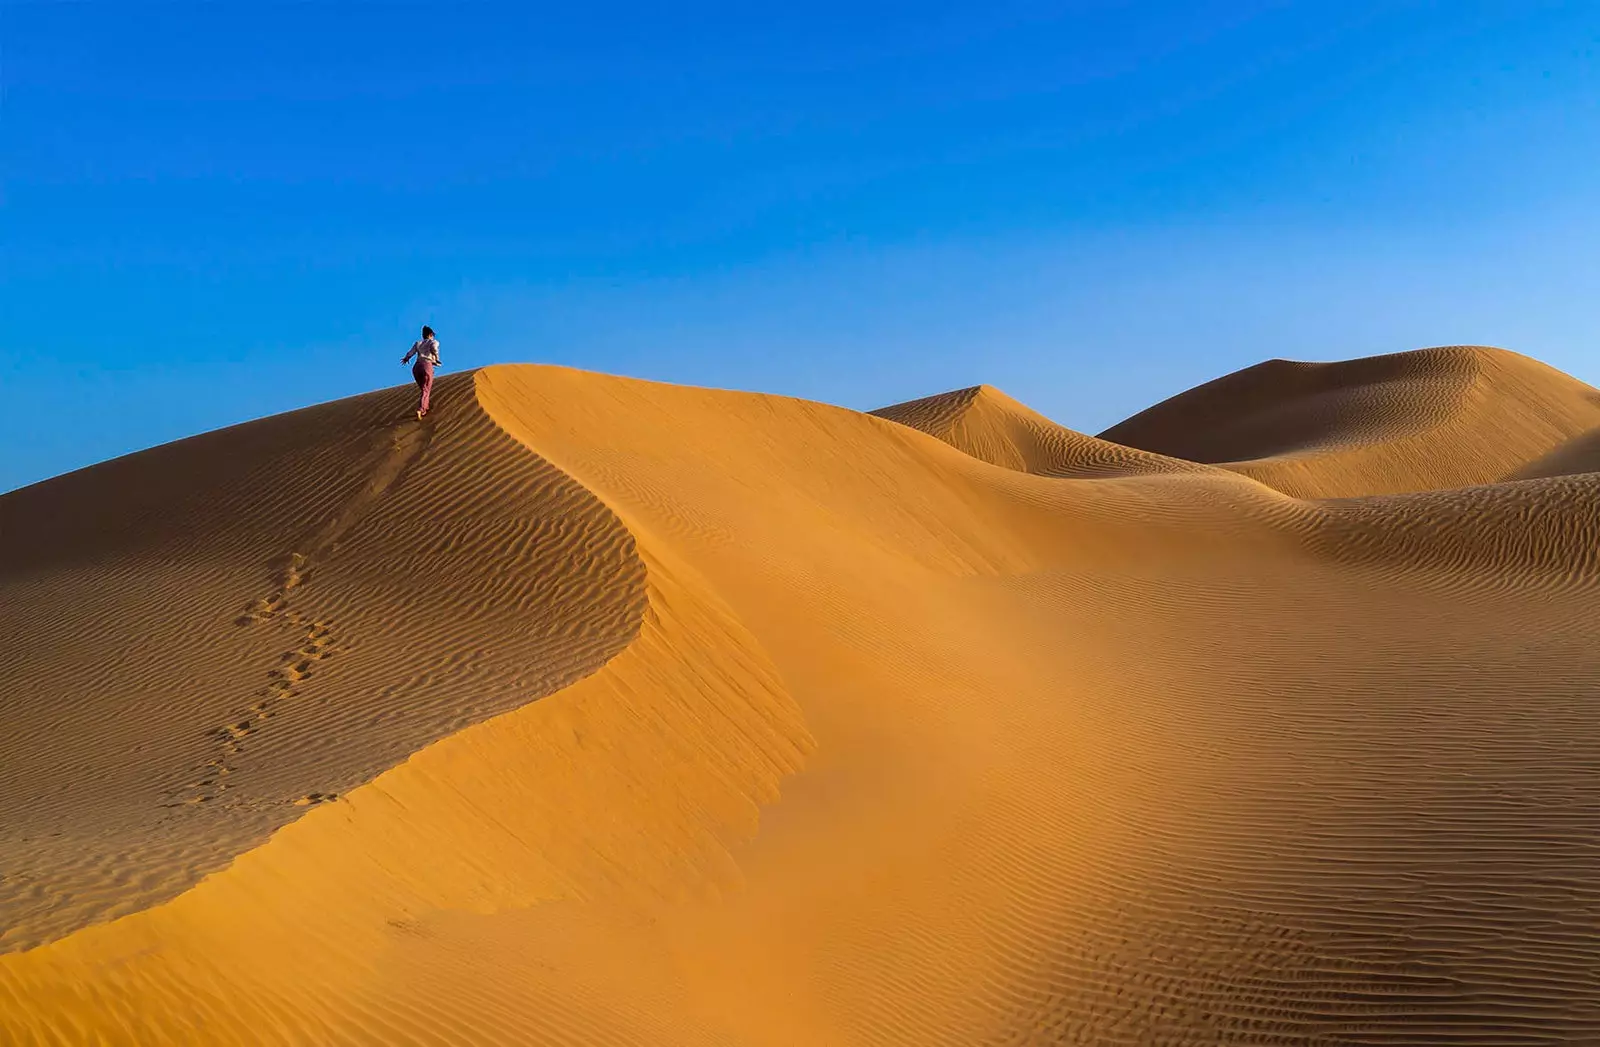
[402,325,441,419]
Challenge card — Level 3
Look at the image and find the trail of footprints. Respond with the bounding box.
[181,552,344,808]
[179,424,433,811]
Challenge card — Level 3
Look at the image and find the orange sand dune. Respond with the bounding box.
[1100,345,1600,496]
[5,350,1600,1044]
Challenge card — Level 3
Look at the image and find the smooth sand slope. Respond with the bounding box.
[4,346,1600,1043]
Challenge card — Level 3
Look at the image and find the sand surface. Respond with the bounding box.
[4,345,1600,1043]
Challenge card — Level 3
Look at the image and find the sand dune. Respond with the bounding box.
[5,349,1600,1043]
[0,376,645,953]
[871,384,1214,479]
[1100,345,1600,496]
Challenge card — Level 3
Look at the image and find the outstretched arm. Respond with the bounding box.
[402,344,417,364]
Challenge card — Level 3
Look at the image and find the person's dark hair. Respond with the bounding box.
[421,325,435,339]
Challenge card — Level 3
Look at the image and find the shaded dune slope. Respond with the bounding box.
[6,355,1600,1043]
[0,374,646,952]
[1098,345,1600,496]
[1514,424,1600,480]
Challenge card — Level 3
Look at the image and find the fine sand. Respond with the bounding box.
[4,345,1600,1043]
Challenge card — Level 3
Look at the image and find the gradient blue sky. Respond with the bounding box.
[4,1,1599,492]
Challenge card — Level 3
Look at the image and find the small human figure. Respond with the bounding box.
[402,325,441,419]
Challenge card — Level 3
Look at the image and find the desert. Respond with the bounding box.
[5,345,1600,1043]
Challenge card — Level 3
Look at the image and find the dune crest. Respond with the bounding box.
[6,351,1600,1043]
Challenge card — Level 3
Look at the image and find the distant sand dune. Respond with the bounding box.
[5,350,1600,1043]
[1099,345,1600,496]
[873,383,1215,479]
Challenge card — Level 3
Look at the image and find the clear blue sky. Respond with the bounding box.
[4,2,1599,492]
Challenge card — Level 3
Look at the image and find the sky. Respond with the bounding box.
[3,1,1599,492]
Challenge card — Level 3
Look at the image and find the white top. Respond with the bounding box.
[407,337,441,366]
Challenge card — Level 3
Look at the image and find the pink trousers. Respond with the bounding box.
[412,360,434,415]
